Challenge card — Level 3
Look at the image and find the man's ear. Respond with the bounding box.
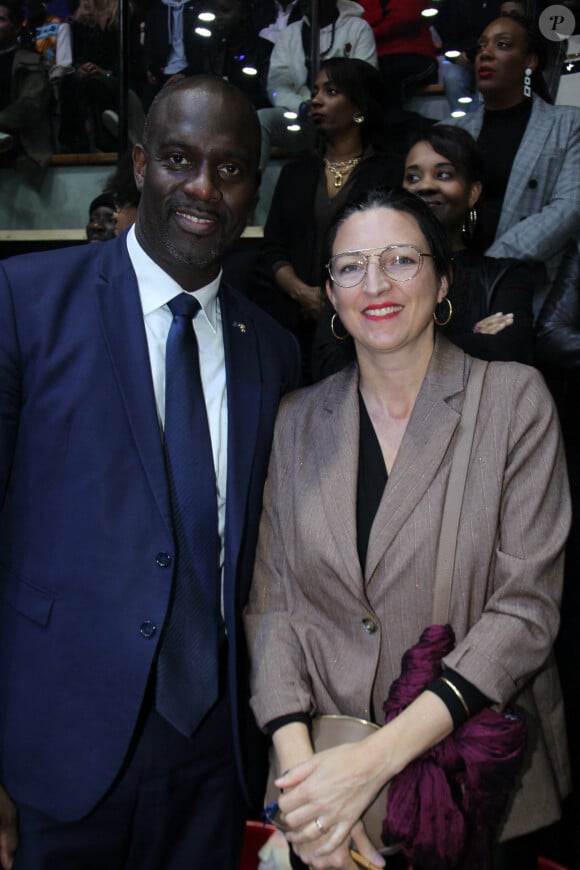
[133,144,146,193]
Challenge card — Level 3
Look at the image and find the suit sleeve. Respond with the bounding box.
[0,264,21,508]
[244,396,316,729]
[442,365,571,705]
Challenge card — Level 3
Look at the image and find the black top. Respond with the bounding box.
[357,392,388,571]
[477,100,533,249]
[445,250,534,363]
[250,151,404,335]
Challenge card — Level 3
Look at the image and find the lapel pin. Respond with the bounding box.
[232,321,247,333]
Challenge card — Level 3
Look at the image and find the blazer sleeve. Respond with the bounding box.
[244,394,317,729]
[442,364,570,705]
[486,109,580,264]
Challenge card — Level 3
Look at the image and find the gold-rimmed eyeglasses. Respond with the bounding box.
[327,244,435,288]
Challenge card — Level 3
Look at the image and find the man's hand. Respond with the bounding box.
[0,785,17,869]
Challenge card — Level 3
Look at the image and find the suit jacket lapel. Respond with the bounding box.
[95,237,172,533]
[220,285,261,569]
[497,95,553,237]
[365,338,466,581]
[311,366,366,591]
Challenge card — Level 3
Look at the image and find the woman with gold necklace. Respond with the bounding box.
[250,57,402,382]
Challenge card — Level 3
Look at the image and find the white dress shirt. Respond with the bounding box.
[126,226,228,588]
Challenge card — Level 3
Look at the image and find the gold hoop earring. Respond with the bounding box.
[353,112,365,124]
[331,312,349,340]
[433,297,452,327]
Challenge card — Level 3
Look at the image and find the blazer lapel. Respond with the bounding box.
[95,238,172,532]
[311,366,366,590]
[497,95,553,237]
[220,286,261,569]
[365,338,466,581]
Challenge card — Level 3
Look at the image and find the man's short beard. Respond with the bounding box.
[162,228,224,270]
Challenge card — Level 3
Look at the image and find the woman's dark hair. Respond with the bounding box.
[318,57,386,148]
[406,125,484,187]
[488,11,552,102]
[324,186,454,286]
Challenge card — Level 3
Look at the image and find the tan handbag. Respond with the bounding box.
[263,359,488,854]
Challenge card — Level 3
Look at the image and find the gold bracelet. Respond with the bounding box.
[440,676,470,717]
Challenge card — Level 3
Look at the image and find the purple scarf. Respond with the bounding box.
[382,625,528,869]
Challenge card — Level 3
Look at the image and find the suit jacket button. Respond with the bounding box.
[140,620,156,638]
[361,617,378,634]
[156,552,172,568]
[528,179,538,189]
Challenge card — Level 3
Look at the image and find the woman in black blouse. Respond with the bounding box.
[250,57,402,381]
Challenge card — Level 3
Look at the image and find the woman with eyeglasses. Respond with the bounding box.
[312,125,533,381]
[245,187,570,870]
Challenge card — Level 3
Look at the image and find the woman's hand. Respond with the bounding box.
[275,739,386,869]
[295,284,324,319]
[274,265,323,319]
[472,312,514,334]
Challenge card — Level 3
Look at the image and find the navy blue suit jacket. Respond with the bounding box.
[0,234,300,822]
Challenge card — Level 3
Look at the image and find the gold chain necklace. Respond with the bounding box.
[323,155,363,188]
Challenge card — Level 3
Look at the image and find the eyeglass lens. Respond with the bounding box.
[330,245,423,287]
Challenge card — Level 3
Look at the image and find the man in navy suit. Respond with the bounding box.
[0,75,300,868]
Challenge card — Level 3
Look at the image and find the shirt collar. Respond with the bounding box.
[126,225,221,332]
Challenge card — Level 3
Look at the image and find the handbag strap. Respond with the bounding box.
[431,358,488,625]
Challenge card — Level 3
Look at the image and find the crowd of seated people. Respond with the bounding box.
[4,0,578,167]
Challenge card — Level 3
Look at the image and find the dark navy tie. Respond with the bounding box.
[155,292,220,736]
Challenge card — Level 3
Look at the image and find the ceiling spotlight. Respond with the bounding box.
[195,26,212,37]
[198,11,215,20]
[286,124,301,132]
[445,49,461,59]
[242,66,258,76]
[458,96,473,103]
[283,111,298,119]
[421,7,439,16]
[451,110,466,117]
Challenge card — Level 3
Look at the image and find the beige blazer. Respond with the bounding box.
[245,336,571,839]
